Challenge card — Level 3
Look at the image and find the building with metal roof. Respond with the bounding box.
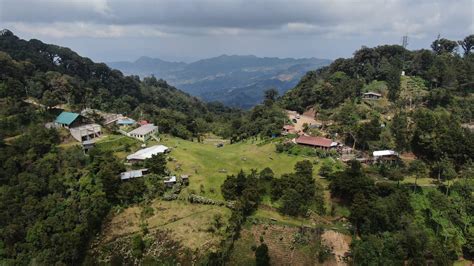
[55,111,80,128]
[128,124,158,141]
[120,169,149,180]
[126,145,169,162]
[295,135,337,150]
[117,118,136,126]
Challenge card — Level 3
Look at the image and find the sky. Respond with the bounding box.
[0,0,473,63]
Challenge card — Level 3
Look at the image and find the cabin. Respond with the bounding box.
[128,124,159,141]
[70,124,102,142]
[120,169,149,180]
[373,150,399,161]
[295,135,337,150]
[55,111,81,128]
[126,145,169,162]
[363,92,382,100]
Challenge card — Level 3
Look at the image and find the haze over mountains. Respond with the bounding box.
[109,55,331,109]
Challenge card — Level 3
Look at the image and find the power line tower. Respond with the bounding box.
[402,35,409,49]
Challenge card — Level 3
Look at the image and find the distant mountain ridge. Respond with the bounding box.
[108,55,331,108]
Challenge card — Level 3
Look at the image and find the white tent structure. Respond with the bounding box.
[126,145,169,161]
[373,150,399,160]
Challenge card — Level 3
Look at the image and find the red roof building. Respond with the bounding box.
[295,135,336,150]
[138,120,149,125]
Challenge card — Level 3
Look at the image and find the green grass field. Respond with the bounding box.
[158,136,322,200]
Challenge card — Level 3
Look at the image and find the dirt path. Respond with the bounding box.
[286,110,318,132]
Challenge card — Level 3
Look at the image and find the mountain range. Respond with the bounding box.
[108,55,331,109]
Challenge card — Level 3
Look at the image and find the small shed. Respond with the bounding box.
[120,169,149,180]
[363,92,382,100]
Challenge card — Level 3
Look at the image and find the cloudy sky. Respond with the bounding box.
[0,0,473,62]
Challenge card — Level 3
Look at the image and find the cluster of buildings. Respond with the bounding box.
[51,109,159,144]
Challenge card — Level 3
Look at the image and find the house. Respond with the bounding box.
[295,135,337,150]
[120,168,149,180]
[363,92,382,100]
[70,124,102,142]
[282,125,296,135]
[116,118,136,126]
[164,176,177,187]
[373,150,399,161]
[126,145,169,162]
[164,175,189,187]
[127,124,159,141]
[55,111,81,128]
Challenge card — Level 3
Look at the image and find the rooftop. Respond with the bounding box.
[363,91,382,97]
[55,111,80,125]
[373,150,399,157]
[126,145,169,161]
[128,124,158,135]
[295,135,334,148]
[117,118,136,125]
[120,168,148,180]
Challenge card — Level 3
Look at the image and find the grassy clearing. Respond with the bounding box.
[99,200,231,253]
[159,136,320,200]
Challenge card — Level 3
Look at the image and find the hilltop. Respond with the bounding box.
[109,55,331,108]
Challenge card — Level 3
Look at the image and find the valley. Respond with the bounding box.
[109,55,331,109]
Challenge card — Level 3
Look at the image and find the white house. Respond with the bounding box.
[128,124,158,141]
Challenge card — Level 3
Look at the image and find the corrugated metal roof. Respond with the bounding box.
[117,118,136,125]
[295,135,333,148]
[126,145,169,160]
[128,124,158,135]
[120,168,148,180]
[55,112,80,125]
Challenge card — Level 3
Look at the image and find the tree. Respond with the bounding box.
[409,160,428,189]
[459,35,474,56]
[144,153,167,175]
[263,88,278,107]
[255,243,270,266]
[431,37,459,55]
[319,160,334,178]
[259,167,274,181]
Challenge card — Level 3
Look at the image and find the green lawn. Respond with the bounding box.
[159,136,320,200]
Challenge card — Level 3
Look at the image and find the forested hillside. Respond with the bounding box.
[277,36,474,264]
